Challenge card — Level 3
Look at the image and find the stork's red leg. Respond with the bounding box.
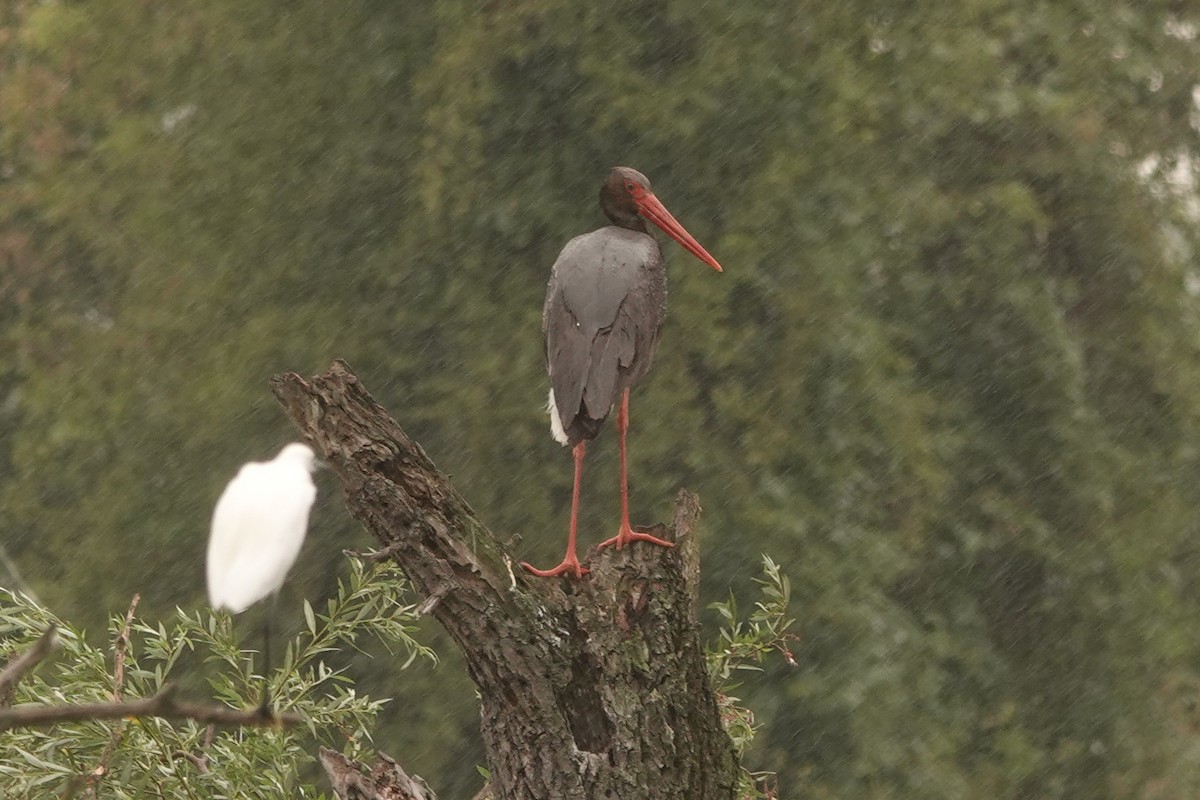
[598,389,674,551]
[522,441,589,578]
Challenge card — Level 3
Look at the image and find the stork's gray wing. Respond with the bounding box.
[543,227,664,441]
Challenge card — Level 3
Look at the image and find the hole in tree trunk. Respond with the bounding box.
[559,624,614,753]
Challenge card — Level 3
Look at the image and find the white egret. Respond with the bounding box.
[206,442,318,709]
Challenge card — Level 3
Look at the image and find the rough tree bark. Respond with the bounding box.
[272,361,738,800]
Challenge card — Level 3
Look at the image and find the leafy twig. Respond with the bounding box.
[708,555,798,684]
[707,556,798,799]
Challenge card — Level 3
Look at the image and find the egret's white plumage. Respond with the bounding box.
[206,443,317,613]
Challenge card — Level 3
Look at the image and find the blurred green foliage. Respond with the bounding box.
[2,0,1200,797]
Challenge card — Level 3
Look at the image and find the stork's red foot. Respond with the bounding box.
[521,556,588,579]
[597,521,674,551]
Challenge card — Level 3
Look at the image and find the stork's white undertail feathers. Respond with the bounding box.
[547,389,569,446]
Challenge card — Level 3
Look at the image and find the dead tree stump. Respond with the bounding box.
[272,361,737,800]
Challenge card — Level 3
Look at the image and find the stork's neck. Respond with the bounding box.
[612,214,648,234]
[600,195,648,233]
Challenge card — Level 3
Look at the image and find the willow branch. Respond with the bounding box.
[0,625,57,703]
[0,685,301,733]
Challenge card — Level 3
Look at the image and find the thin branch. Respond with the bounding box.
[81,594,143,797]
[111,593,140,702]
[171,748,211,774]
[0,684,302,733]
[0,624,57,704]
[342,541,405,563]
[170,724,216,775]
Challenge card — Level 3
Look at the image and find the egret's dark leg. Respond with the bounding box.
[522,441,589,578]
[258,595,275,714]
[599,389,674,551]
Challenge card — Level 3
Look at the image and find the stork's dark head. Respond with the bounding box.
[600,167,652,231]
[600,166,723,272]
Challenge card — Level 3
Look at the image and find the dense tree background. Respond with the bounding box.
[3,1,1200,796]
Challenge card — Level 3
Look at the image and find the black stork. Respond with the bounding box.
[522,166,722,578]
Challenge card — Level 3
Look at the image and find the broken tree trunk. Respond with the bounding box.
[271,361,738,800]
